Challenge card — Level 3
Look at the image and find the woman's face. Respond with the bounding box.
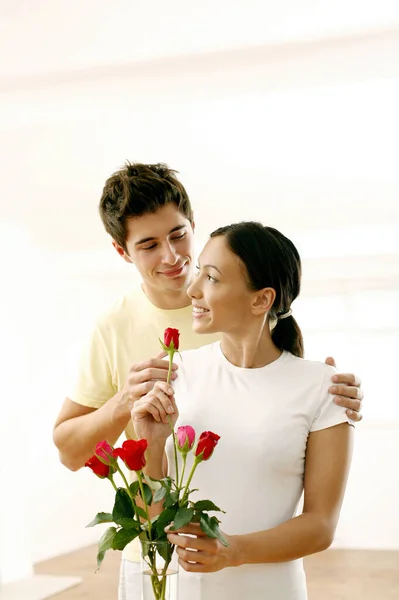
[187,235,258,335]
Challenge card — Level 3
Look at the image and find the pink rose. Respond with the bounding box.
[176,425,196,453]
[95,440,115,465]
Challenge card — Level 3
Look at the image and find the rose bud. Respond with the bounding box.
[176,425,196,453]
[164,328,180,351]
[85,455,115,479]
[195,431,221,462]
[113,439,148,471]
[95,440,115,465]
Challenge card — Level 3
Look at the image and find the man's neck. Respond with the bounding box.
[141,282,192,310]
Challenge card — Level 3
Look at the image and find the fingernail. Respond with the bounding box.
[330,386,337,394]
[334,397,341,404]
[168,388,173,394]
[167,406,174,413]
[332,375,339,382]
[171,373,177,380]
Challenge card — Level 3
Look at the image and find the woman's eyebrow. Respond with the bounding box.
[201,263,223,275]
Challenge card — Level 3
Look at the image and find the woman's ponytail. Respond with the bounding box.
[271,315,304,358]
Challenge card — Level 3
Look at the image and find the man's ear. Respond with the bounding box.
[112,240,133,264]
[251,288,276,315]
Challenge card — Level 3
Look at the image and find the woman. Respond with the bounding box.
[132,221,354,599]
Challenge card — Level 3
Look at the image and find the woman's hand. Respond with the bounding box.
[166,523,238,573]
[131,381,178,446]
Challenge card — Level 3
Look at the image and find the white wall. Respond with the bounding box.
[1,29,399,566]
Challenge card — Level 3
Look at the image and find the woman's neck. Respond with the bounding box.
[220,321,281,369]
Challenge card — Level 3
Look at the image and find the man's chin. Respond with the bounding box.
[166,278,192,293]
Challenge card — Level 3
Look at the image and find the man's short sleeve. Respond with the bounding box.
[310,367,352,432]
[69,324,117,409]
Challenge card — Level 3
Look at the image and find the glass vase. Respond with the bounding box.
[140,540,179,600]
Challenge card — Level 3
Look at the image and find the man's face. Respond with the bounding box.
[114,204,195,295]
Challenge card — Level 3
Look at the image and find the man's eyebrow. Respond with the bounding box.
[135,225,186,246]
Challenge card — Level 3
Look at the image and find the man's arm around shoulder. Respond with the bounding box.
[53,393,132,471]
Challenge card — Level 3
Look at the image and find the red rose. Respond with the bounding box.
[195,431,220,462]
[95,440,114,465]
[113,439,148,471]
[85,455,113,478]
[164,328,180,351]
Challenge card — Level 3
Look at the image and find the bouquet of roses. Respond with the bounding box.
[85,328,226,600]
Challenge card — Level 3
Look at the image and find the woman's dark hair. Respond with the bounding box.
[210,221,304,358]
[99,162,193,252]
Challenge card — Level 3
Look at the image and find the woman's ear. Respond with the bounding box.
[251,288,276,315]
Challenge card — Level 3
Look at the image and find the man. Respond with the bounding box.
[53,162,363,598]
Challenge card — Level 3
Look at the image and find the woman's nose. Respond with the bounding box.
[187,280,201,299]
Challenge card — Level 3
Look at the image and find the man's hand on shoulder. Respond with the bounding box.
[325,356,363,423]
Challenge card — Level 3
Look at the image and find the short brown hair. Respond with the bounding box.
[99,162,193,251]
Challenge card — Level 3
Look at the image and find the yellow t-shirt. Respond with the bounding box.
[70,285,219,561]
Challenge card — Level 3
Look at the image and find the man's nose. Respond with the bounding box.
[161,242,179,264]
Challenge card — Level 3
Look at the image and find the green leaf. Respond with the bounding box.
[113,488,134,523]
[169,507,194,531]
[112,527,140,550]
[144,475,163,493]
[134,505,149,520]
[160,477,173,489]
[86,512,113,528]
[140,537,150,558]
[157,541,174,562]
[155,507,178,538]
[96,550,106,571]
[129,481,140,498]
[191,512,201,523]
[117,518,140,529]
[163,491,179,508]
[158,338,168,352]
[99,526,118,550]
[153,486,167,503]
[141,482,153,507]
[199,513,215,538]
[200,514,228,547]
[96,526,117,570]
[194,500,224,513]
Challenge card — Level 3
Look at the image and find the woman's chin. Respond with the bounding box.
[192,319,211,334]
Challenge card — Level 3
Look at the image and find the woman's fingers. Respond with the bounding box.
[133,397,161,422]
[153,383,176,421]
[133,382,176,423]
